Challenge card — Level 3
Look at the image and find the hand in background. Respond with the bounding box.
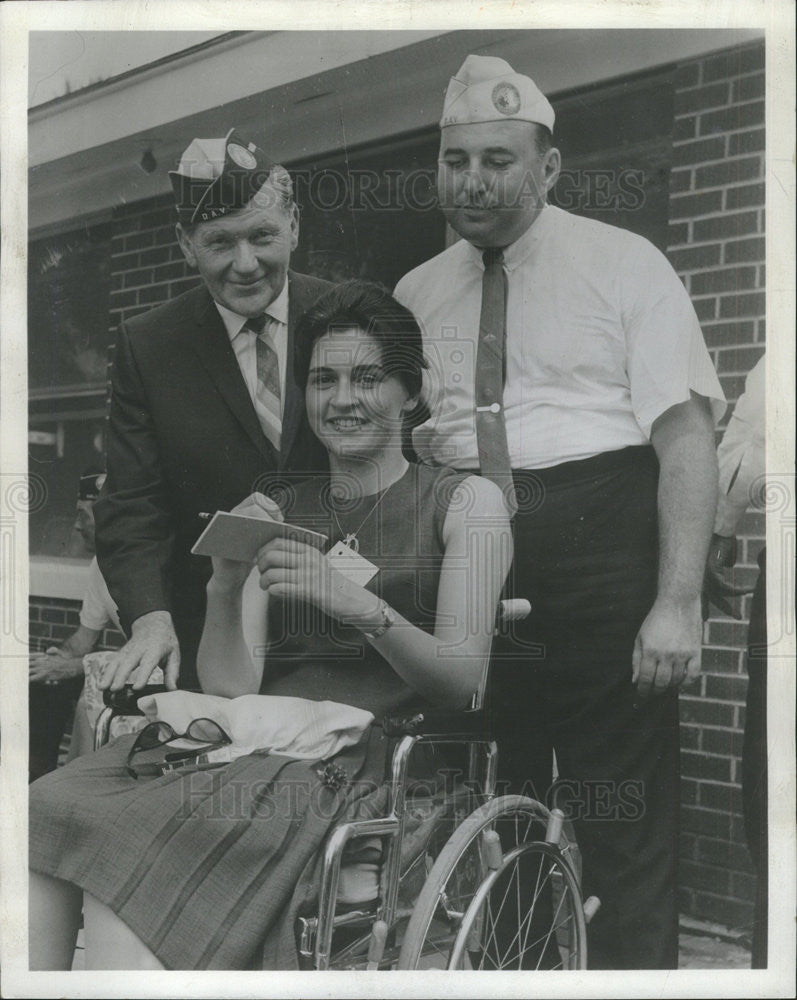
[702,533,752,620]
[29,648,85,684]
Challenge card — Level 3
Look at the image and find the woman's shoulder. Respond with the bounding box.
[410,464,508,539]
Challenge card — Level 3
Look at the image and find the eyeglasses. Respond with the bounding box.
[125,718,232,779]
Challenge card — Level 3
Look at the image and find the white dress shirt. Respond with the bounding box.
[214,281,289,419]
[395,205,727,470]
[714,354,765,535]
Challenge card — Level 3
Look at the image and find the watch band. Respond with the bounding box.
[358,600,395,641]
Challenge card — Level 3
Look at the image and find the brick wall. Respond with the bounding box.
[109,195,203,326]
[667,40,765,931]
[29,596,125,653]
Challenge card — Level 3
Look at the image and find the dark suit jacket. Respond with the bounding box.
[95,270,332,688]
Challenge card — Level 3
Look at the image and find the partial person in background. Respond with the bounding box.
[703,353,766,968]
[395,54,726,968]
[28,471,120,780]
[94,129,332,694]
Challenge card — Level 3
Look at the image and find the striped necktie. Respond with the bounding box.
[475,248,517,515]
[243,315,282,451]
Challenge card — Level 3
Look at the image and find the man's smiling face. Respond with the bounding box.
[176,189,299,317]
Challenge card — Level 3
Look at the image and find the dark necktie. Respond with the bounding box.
[475,248,517,514]
[242,314,282,450]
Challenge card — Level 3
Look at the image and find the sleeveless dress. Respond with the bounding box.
[29,463,467,970]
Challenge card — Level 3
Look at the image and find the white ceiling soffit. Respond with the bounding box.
[29,27,763,236]
[29,30,447,166]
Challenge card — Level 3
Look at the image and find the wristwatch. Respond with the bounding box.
[358,600,396,641]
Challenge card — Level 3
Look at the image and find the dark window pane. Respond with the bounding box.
[290,132,445,288]
[28,223,113,394]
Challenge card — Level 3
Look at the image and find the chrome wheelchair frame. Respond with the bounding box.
[94,600,599,971]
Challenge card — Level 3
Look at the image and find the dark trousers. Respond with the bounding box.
[488,446,680,969]
[28,676,85,782]
[743,548,767,968]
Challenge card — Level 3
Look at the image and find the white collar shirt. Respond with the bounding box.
[215,281,289,419]
[395,204,726,470]
[713,354,765,535]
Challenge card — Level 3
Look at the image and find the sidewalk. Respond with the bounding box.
[679,925,751,969]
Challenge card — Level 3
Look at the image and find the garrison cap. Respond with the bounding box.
[169,128,276,225]
[440,55,555,132]
[78,470,106,502]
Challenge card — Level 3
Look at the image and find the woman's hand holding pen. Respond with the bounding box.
[208,493,284,592]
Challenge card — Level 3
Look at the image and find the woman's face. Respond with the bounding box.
[306,327,412,462]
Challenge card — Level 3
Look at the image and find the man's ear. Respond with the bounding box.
[543,148,561,193]
[175,223,197,268]
[401,394,421,415]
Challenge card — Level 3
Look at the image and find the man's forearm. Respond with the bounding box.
[652,395,719,605]
[59,625,102,659]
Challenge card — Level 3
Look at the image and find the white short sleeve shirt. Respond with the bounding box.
[79,557,121,633]
[395,205,726,470]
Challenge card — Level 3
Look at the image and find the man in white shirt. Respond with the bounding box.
[704,355,767,967]
[94,130,332,692]
[395,55,726,968]
[29,472,120,779]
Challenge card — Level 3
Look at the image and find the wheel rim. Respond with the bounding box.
[447,841,584,970]
[397,796,587,970]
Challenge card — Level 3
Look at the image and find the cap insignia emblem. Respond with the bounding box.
[492,82,521,116]
[227,142,257,169]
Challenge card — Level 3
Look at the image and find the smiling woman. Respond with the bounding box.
[29,280,512,971]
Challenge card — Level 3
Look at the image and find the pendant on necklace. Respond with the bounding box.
[343,533,360,553]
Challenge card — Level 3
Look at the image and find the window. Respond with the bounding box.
[28,223,112,557]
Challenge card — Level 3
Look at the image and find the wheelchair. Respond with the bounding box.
[94,600,600,971]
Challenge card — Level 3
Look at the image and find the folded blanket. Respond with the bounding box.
[136,690,374,761]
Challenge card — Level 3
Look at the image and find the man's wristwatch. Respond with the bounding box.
[357,600,396,641]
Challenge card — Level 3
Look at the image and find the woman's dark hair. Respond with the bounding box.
[293,280,428,401]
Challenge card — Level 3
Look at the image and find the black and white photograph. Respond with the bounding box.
[0,1,794,996]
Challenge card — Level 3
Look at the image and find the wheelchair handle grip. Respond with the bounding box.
[497,598,532,624]
[102,683,168,714]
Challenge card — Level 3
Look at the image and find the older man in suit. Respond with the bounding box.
[95,129,332,692]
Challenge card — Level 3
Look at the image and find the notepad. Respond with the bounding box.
[191,511,328,562]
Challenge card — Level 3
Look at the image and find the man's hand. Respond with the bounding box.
[99,611,180,691]
[701,533,752,620]
[29,648,84,684]
[632,597,703,699]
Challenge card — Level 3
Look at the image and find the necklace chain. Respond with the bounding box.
[330,479,397,554]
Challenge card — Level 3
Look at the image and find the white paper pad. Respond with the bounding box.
[191,511,327,562]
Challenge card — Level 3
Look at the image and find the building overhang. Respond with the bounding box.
[30,27,763,236]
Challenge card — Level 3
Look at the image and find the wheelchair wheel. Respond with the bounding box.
[397,795,587,970]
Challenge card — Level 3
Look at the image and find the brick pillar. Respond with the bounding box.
[667,40,765,931]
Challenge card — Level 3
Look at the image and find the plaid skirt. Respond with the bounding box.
[29,726,390,969]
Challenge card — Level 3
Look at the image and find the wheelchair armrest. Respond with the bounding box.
[382,709,492,740]
[102,683,168,716]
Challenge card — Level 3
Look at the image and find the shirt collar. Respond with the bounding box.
[215,279,290,341]
[465,203,553,272]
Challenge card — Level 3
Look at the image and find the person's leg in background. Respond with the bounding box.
[498,448,678,969]
[547,629,680,970]
[743,548,767,968]
[29,675,84,781]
